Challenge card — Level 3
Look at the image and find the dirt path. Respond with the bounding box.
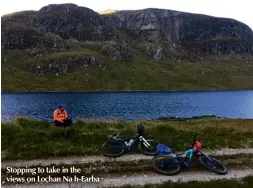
[2,169,253,188]
[2,148,253,168]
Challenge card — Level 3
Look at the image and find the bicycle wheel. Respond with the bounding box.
[198,154,228,175]
[152,154,182,175]
[101,140,125,158]
[138,139,159,156]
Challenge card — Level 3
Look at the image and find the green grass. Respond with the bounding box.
[110,176,253,188]
[1,117,253,160]
[2,46,253,91]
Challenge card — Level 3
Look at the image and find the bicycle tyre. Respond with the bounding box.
[151,154,182,175]
[138,139,159,156]
[101,140,125,158]
[198,154,228,175]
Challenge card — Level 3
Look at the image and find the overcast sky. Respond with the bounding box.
[1,0,252,30]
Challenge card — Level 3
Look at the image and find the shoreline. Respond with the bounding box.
[1,89,253,93]
[2,115,252,123]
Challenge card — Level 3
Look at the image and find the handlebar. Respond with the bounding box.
[137,124,144,136]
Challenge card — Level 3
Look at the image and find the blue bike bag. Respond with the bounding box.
[157,144,172,154]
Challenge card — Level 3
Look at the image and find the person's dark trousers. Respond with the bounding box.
[63,118,73,127]
[54,119,73,127]
[54,120,64,127]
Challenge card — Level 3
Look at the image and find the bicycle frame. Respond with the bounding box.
[107,125,152,153]
[152,134,228,175]
[173,146,218,170]
[174,143,212,165]
[122,135,138,150]
[121,135,151,151]
[182,148,195,162]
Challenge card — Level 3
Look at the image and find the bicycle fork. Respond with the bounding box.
[139,136,151,148]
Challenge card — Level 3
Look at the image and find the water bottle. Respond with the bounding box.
[128,139,135,147]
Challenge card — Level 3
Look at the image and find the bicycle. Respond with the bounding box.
[101,125,160,157]
[152,134,228,175]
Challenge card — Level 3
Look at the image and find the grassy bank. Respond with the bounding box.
[1,117,253,160]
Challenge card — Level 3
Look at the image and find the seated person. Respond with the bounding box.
[53,105,73,127]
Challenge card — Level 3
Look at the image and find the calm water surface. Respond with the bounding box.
[1,91,253,121]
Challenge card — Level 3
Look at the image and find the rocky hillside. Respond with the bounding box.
[2,3,253,54]
[1,3,253,91]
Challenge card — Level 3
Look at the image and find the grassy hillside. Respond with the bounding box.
[2,47,253,91]
[2,117,253,160]
[2,4,253,92]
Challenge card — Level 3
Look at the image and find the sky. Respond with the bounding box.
[0,0,253,30]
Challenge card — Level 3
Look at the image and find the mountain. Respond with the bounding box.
[1,3,253,91]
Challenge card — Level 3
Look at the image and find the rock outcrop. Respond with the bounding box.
[1,3,253,58]
[28,55,96,75]
[31,4,109,41]
[104,8,253,54]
